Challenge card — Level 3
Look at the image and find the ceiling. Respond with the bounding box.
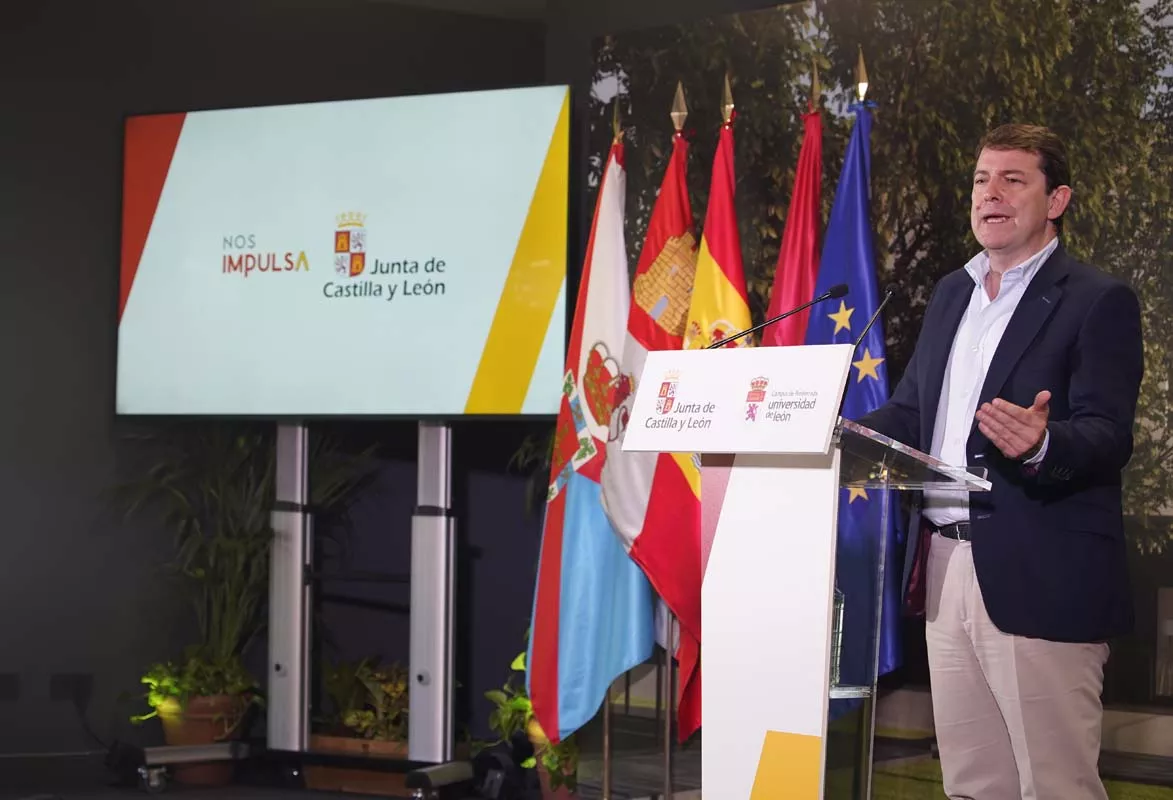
[378,0,546,19]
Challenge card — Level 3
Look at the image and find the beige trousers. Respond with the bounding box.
[925,533,1110,800]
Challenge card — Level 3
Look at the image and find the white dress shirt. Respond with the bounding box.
[921,237,1058,527]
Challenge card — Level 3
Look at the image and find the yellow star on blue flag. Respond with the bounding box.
[853,348,884,383]
[828,301,854,334]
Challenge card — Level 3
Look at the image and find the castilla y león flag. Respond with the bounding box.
[600,130,705,742]
[527,141,655,744]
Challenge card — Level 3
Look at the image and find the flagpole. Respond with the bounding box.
[810,55,821,112]
[854,47,879,800]
[599,100,624,800]
[663,613,675,800]
[659,83,688,800]
[859,47,878,800]
[855,45,869,103]
[602,686,613,800]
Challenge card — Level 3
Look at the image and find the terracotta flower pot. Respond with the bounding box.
[158,694,246,786]
[537,763,578,799]
[527,721,577,799]
[303,734,410,796]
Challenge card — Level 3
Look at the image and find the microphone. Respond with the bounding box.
[852,283,897,349]
[704,282,849,350]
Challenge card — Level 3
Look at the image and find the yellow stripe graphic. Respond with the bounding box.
[750,730,823,799]
[465,91,569,414]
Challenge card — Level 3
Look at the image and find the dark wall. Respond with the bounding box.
[543,0,782,273]
[0,0,543,754]
[545,0,784,88]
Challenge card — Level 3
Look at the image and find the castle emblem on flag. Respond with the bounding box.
[333,211,367,277]
[745,375,769,422]
[632,233,698,337]
[656,370,680,415]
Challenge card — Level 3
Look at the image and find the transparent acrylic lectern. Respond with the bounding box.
[619,343,991,800]
[820,418,990,800]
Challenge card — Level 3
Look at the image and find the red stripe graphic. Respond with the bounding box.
[120,113,186,322]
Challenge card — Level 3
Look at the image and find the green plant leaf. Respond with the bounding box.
[116,422,380,722]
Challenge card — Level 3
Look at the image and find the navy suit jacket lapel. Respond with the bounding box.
[970,247,1069,444]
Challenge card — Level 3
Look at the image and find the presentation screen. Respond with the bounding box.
[116,85,569,417]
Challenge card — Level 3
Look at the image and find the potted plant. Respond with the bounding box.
[485,651,579,798]
[132,652,260,785]
[118,423,376,786]
[507,426,556,517]
[303,657,412,795]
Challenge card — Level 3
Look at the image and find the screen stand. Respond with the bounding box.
[409,421,456,763]
[267,422,312,753]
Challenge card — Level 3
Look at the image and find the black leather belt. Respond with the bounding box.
[928,521,972,541]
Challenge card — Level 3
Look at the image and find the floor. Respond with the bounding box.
[2,713,1172,800]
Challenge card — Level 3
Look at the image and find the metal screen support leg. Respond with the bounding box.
[409,421,456,763]
[268,422,312,753]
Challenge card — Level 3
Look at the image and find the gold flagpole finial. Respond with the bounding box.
[612,99,623,142]
[721,72,735,125]
[671,81,688,133]
[855,46,869,103]
[811,56,821,110]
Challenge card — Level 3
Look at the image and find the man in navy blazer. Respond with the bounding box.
[861,124,1143,799]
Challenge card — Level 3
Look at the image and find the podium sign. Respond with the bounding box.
[623,343,854,455]
[621,343,988,799]
[624,344,855,798]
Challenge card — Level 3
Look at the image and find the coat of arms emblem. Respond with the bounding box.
[745,376,769,422]
[334,211,367,277]
[656,371,680,415]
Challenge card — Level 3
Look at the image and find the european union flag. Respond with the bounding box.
[804,103,903,712]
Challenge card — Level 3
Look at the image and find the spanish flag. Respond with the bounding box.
[683,119,752,351]
[677,107,753,738]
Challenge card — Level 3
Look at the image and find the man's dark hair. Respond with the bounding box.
[976,124,1071,232]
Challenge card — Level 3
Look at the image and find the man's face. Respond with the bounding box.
[970,147,1065,257]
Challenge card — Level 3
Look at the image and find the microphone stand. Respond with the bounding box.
[837,286,896,417]
[704,286,848,350]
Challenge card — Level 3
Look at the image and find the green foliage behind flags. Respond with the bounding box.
[590,3,847,325]
[818,0,1173,553]
[588,0,1173,551]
